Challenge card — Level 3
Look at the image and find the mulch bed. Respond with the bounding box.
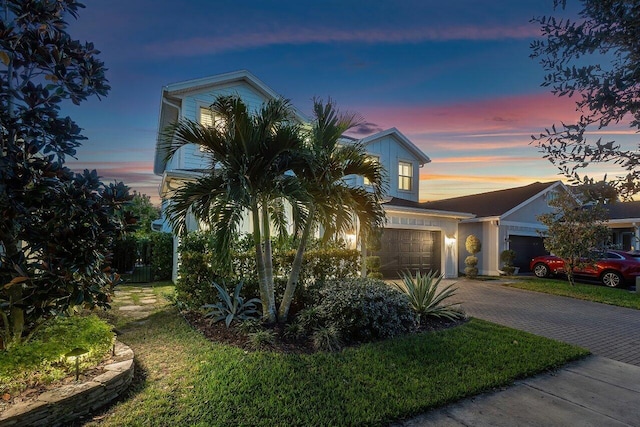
[183,310,467,354]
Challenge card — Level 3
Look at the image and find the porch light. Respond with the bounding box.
[345,233,357,249]
[65,347,89,381]
[445,236,457,247]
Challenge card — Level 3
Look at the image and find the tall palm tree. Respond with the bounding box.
[161,95,307,322]
[278,99,387,322]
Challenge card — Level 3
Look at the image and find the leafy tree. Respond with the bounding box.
[537,192,610,285]
[0,1,130,348]
[162,95,307,323]
[531,0,640,199]
[127,192,160,238]
[277,99,386,322]
[575,180,619,204]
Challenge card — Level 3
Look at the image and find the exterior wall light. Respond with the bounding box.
[445,236,457,247]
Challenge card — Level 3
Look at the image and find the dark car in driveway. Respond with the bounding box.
[530,250,640,288]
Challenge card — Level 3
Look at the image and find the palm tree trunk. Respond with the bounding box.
[261,205,277,322]
[278,205,315,322]
[360,228,368,277]
[251,204,270,320]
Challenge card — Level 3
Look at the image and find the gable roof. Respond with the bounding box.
[606,201,640,220]
[421,181,562,218]
[358,128,431,165]
[155,70,308,175]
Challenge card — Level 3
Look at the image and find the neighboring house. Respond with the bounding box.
[421,181,569,275]
[153,70,472,281]
[605,201,640,251]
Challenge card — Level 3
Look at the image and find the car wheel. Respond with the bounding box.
[533,263,550,278]
[601,271,623,288]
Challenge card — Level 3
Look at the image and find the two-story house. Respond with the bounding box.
[153,70,474,281]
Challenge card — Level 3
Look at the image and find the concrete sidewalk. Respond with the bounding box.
[396,356,640,426]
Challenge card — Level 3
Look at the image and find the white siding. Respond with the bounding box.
[362,135,421,202]
[167,83,271,173]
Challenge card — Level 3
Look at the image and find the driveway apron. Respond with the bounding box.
[450,279,640,366]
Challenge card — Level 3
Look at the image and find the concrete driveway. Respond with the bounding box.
[449,278,640,366]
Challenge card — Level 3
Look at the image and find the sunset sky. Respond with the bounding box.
[60,0,631,204]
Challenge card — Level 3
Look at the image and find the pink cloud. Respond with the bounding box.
[357,92,581,136]
[145,24,539,57]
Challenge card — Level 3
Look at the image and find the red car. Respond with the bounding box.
[530,250,640,288]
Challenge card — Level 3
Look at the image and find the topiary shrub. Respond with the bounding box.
[314,278,417,344]
[366,256,383,279]
[464,235,482,279]
[500,249,517,275]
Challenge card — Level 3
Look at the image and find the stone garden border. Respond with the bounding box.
[0,341,134,427]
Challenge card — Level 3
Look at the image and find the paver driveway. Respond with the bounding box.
[449,279,640,366]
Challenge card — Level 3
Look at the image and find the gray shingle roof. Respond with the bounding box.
[420,181,558,217]
[606,201,640,220]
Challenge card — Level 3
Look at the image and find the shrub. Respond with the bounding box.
[464,255,478,278]
[464,235,482,279]
[391,270,465,323]
[366,256,383,279]
[203,281,261,327]
[151,232,173,280]
[315,278,417,344]
[0,315,114,395]
[500,250,517,275]
[176,251,216,308]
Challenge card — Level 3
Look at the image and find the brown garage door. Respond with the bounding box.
[509,235,548,272]
[375,229,441,278]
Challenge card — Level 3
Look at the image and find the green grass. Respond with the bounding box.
[0,315,114,395]
[504,277,640,310]
[87,287,588,426]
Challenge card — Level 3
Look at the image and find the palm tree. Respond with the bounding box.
[161,95,307,322]
[278,99,387,322]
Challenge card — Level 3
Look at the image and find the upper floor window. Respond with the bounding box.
[398,161,412,191]
[546,190,559,206]
[199,107,224,129]
[363,155,380,186]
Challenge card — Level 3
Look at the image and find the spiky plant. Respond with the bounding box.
[391,270,464,323]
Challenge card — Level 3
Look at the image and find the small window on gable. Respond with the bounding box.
[363,155,380,186]
[398,161,412,191]
[546,190,559,206]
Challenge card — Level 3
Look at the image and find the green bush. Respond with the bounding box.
[464,255,479,278]
[0,315,114,395]
[176,231,360,307]
[314,278,417,344]
[151,232,173,281]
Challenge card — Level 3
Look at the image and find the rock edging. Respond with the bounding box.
[0,341,134,427]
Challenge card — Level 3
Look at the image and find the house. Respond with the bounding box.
[421,181,569,275]
[605,201,640,251]
[153,70,473,281]
[154,70,638,282]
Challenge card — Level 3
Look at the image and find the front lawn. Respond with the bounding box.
[86,287,588,426]
[504,277,640,310]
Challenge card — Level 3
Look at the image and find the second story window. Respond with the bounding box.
[200,107,224,129]
[398,161,412,191]
[363,155,380,186]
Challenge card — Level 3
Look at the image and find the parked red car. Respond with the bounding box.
[530,250,640,288]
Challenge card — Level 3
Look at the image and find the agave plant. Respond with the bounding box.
[391,270,464,322]
[203,281,261,327]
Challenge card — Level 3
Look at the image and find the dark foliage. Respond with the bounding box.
[0,1,130,348]
[531,0,640,198]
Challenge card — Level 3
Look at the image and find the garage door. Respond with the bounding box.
[375,229,441,278]
[509,235,548,272]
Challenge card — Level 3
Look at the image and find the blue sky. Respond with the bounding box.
[61,0,622,204]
